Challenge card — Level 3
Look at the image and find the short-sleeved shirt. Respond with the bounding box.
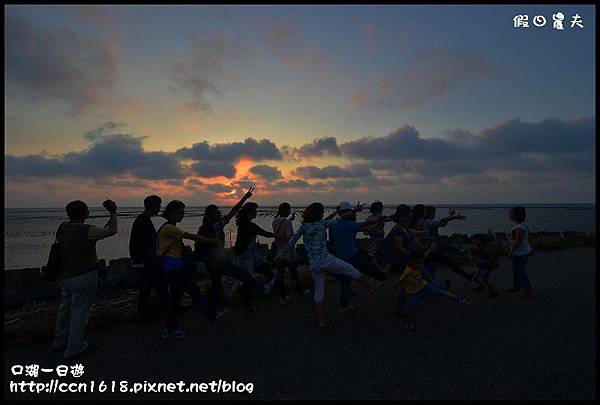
[329,219,362,260]
[289,217,342,263]
[398,265,428,294]
[196,218,229,263]
[423,219,441,239]
[234,220,273,254]
[364,214,385,251]
[381,225,415,269]
[273,218,296,260]
[157,224,185,258]
[129,213,158,264]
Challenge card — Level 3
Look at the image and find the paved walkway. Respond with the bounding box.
[4,247,595,400]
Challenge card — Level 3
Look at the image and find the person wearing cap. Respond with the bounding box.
[329,201,390,313]
[289,201,379,328]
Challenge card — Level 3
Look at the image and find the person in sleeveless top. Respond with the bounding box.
[53,199,118,360]
[506,206,534,299]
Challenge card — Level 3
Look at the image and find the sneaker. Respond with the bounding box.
[208,310,229,326]
[161,329,186,339]
[517,291,535,300]
[338,304,356,314]
[488,292,499,298]
[65,344,99,360]
[404,322,416,331]
[455,296,471,307]
[505,287,520,293]
[279,295,290,305]
[262,278,277,295]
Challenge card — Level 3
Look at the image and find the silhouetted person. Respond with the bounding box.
[53,199,118,360]
[129,195,169,322]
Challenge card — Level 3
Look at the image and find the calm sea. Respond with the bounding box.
[4,204,595,270]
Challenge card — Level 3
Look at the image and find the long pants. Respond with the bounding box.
[136,259,169,318]
[53,271,98,358]
[394,284,441,316]
[237,243,287,299]
[333,250,386,307]
[254,262,288,299]
[425,250,472,281]
[310,255,361,303]
[512,254,532,293]
[166,267,216,332]
[207,260,265,309]
[274,259,306,295]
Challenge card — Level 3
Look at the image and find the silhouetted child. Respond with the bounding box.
[394,249,470,330]
[506,206,534,299]
[469,233,499,298]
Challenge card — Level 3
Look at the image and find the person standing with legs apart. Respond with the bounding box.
[129,195,169,323]
[506,206,534,299]
[158,200,228,339]
[53,199,118,360]
[234,202,289,306]
[272,202,311,301]
[289,202,379,328]
[410,204,475,285]
[197,188,277,314]
[329,201,389,313]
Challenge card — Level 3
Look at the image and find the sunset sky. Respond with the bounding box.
[5,5,596,207]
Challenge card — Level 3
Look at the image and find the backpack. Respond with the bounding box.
[41,222,66,282]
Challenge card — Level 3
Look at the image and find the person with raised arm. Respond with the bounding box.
[329,201,390,313]
[157,200,228,339]
[197,188,277,314]
[53,199,118,360]
[234,201,289,306]
[288,202,379,328]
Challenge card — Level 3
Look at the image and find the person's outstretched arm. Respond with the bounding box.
[183,232,221,246]
[439,212,466,227]
[224,187,255,221]
[288,226,304,247]
[252,223,274,238]
[359,215,387,232]
[88,200,118,240]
